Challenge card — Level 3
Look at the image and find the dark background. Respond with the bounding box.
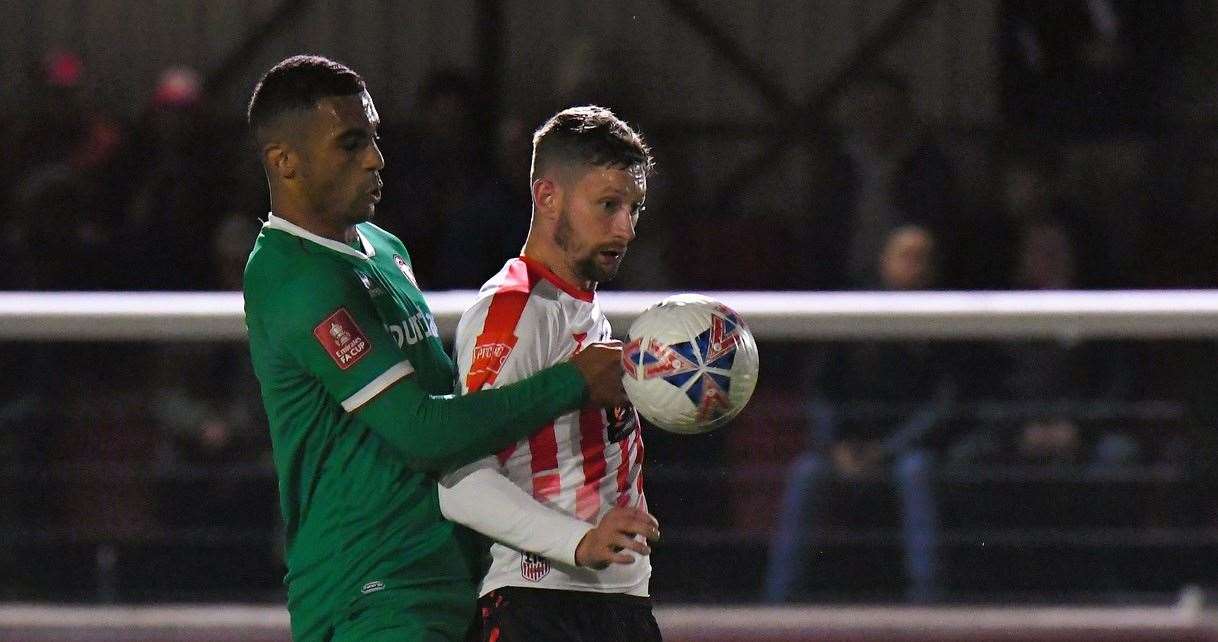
[3,0,1218,605]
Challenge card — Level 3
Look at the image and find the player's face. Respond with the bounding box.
[296,92,384,228]
[555,164,645,285]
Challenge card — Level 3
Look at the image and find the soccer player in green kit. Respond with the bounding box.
[243,55,627,642]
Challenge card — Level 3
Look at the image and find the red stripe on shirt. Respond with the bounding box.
[634,431,646,502]
[465,259,535,394]
[575,408,608,520]
[466,259,536,465]
[529,422,560,502]
[615,424,636,507]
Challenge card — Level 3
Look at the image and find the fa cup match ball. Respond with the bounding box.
[622,294,759,434]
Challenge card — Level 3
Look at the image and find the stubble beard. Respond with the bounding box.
[307,180,373,229]
[345,193,375,225]
[556,209,617,285]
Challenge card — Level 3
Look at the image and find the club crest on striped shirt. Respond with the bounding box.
[608,404,638,443]
[520,552,551,582]
[472,341,514,376]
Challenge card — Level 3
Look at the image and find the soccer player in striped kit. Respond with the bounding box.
[440,106,663,641]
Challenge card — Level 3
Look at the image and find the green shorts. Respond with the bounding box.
[326,583,476,642]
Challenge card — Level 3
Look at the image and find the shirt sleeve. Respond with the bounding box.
[440,292,596,566]
[257,263,415,407]
[438,459,592,567]
[456,291,555,395]
[260,269,586,473]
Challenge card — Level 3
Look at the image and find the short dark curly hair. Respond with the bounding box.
[247,55,365,140]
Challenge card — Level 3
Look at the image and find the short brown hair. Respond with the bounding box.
[531,105,653,182]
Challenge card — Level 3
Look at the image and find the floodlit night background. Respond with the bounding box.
[4,1,1218,640]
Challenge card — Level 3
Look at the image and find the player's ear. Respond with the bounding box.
[262,142,297,180]
[532,176,561,220]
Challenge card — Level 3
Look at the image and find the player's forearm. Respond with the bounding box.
[438,466,591,567]
[357,362,585,471]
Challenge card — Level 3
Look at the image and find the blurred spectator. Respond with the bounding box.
[1011,220,1134,462]
[965,147,1102,289]
[6,50,127,289]
[51,347,159,540]
[117,66,230,289]
[378,69,488,286]
[213,212,260,291]
[999,2,1180,288]
[149,341,272,530]
[428,113,533,289]
[1000,1,1183,140]
[0,352,63,535]
[537,36,653,129]
[1009,220,1127,395]
[150,213,271,529]
[765,225,954,603]
[952,219,1137,469]
[14,51,124,174]
[816,70,959,289]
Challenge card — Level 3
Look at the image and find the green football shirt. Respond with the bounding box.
[244,213,585,641]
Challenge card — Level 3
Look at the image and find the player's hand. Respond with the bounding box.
[569,341,628,408]
[574,506,660,569]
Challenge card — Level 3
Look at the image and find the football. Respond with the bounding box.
[622,294,759,434]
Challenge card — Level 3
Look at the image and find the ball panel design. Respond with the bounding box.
[622,294,759,434]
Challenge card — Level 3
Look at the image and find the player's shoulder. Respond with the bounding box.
[471,259,572,313]
[456,259,557,339]
[356,222,411,260]
[244,233,356,313]
[247,227,337,277]
[473,257,586,305]
[245,229,293,293]
[510,256,595,313]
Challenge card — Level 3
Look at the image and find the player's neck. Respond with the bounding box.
[521,240,594,292]
[270,200,355,244]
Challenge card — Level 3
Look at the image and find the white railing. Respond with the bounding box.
[2,290,1218,341]
[1,603,1215,640]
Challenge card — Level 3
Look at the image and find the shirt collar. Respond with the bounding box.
[519,255,596,303]
[263,212,376,259]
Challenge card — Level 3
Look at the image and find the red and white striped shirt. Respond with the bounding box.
[441,255,650,597]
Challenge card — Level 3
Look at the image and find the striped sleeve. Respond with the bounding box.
[461,259,536,394]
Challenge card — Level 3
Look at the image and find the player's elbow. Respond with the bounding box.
[355,395,462,471]
[401,448,462,474]
[436,484,472,524]
[395,400,473,471]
